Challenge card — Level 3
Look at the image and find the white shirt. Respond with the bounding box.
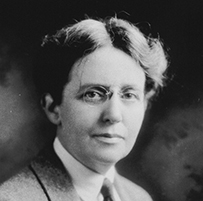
[53,137,121,201]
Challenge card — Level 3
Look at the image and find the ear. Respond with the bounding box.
[41,93,61,125]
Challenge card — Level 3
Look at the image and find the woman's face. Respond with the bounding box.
[48,46,147,174]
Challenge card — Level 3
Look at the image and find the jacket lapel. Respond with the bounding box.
[31,145,81,201]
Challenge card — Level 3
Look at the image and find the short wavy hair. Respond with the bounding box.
[34,17,168,105]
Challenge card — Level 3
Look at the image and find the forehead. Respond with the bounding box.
[68,46,145,90]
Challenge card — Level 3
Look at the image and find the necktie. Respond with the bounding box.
[101,178,115,201]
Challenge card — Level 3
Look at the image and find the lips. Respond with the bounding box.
[92,133,124,144]
[94,133,123,138]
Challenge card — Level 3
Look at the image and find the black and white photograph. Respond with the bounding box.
[0,1,203,201]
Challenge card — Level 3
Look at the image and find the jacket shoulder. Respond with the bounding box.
[115,173,153,201]
[0,166,47,201]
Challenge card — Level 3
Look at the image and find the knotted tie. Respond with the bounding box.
[101,178,116,201]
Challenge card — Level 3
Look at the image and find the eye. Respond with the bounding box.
[83,86,107,104]
[121,89,141,101]
[122,93,139,100]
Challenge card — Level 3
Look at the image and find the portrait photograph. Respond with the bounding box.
[0,1,203,201]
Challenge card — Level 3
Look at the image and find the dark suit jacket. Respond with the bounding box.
[0,145,152,201]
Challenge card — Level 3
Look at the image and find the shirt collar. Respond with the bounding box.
[53,137,116,201]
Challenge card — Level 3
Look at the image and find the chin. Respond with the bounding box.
[96,152,125,165]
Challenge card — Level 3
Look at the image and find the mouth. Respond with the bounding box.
[92,133,124,144]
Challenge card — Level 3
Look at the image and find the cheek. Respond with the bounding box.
[126,107,145,137]
[60,102,98,133]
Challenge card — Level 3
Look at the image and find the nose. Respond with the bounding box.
[101,95,123,124]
